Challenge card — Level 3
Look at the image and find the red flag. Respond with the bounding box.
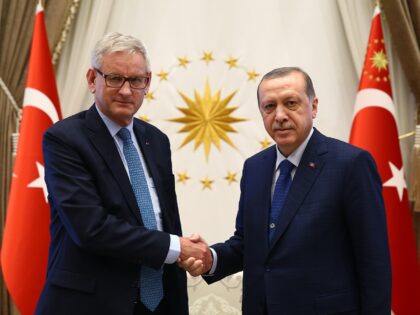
[1,3,61,314]
[350,6,420,314]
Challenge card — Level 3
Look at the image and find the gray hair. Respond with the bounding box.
[91,32,151,72]
[257,67,316,103]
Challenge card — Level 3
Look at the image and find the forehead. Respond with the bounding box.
[258,72,306,101]
[101,51,147,74]
[260,72,306,93]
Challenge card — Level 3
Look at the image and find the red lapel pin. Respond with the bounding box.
[309,162,316,168]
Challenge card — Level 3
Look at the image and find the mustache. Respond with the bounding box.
[272,121,294,130]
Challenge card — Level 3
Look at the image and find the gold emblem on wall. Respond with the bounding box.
[170,80,246,160]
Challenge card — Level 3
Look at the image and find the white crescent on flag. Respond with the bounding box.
[353,88,395,119]
[23,87,59,124]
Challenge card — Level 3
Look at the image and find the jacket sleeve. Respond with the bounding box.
[343,150,392,314]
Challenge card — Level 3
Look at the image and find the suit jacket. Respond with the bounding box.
[206,129,391,315]
[35,105,188,315]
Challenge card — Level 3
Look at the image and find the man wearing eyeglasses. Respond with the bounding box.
[35,32,210,315]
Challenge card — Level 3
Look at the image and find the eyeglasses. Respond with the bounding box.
[94,68,150,89]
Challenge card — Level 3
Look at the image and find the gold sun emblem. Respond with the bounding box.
[370,49,388,71]
[169,79,246,160]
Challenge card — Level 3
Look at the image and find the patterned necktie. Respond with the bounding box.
[117,127,163,311]
[269,159,294,241]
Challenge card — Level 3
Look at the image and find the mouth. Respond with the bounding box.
[274,127,292,132]
[114,100,133,105]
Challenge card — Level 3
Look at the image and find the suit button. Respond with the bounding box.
[265,268,271,272]
[269,223,275,229]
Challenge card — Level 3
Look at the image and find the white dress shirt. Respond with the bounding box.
[96,106,180,264]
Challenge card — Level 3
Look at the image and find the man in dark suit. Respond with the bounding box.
[35,32,211,315]
[181,67,391,314]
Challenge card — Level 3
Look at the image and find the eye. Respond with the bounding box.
[129,76,149,88]
[262,103,275,112]
[285,100,298,109]
[107,75,124,84]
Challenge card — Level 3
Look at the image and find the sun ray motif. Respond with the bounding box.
[370,50,388,71]
[170,79,246,160]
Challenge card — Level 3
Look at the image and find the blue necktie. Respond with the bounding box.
[269,159,294,241]
[117,127,163,311]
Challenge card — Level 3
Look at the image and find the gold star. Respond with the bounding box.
[169,79,246,160]
[178,56,190,68]
[370,49,388,71]
[201,51,215,65]
[177,172,190,184]
[225,56,238,69]
[247,69,259,81]
[224,171,237,185]
[145,91,155,101]
[139,115,150,122]
[201,176,214,190]
[157,69,169,81]
[259,138,272,149]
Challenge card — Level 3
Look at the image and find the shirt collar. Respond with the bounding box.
[96,104,134,137]
[275,128,314,169]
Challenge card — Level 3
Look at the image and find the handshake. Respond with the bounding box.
[178,234,213,276]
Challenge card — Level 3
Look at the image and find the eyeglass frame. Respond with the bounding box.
[94,68,150,89]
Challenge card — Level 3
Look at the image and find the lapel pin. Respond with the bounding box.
[145,141,150,146]
[309,162,316,168]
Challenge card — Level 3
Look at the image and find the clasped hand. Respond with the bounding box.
[178,234,212,276]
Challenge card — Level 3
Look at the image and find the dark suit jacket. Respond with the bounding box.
[206,129,391,315]
[35,105,188,315]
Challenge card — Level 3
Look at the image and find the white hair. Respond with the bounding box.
[91,32,151,71]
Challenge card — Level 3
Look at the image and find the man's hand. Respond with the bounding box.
[178,234,212,276]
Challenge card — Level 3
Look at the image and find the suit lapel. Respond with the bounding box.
[85,106,143,224]
[132,120,156,183]
[252,146,277,251]
[269,129,327,250]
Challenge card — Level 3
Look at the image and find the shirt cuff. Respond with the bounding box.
[164,234,180,264]
[208,247,218,275]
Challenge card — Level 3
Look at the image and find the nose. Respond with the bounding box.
[118,80,132,95]
[274,105,288,122]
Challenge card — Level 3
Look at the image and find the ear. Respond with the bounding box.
[144,72,152,95]
[311,97,318,119]
[86,68,96,93]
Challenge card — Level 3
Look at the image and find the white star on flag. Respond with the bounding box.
[383,161,407,202]
[27,161,48,203]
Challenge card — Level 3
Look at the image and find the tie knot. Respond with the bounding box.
[117,127,131,141]
[279,159,294,175]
